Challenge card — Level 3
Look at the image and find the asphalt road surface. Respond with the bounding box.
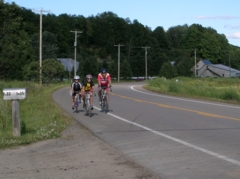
[53,81,240,179]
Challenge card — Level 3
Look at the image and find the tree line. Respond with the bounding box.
[1,0,240,81]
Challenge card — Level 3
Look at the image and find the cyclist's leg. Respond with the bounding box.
[72,92,75,110]
[89,91,93,106]
[98,86,102,104]
[82,92,86,108]
[105,91,109,109]
[78,91,81,103]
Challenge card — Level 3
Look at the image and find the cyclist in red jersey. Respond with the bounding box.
[97,68,112,108]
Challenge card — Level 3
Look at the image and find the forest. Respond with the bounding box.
[1,0,240,81]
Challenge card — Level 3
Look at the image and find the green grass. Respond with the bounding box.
[145,77,240,104]
[0,81,71,149]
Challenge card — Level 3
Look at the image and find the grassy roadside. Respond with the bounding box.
[0,81,71,149]
[144,77,240,105]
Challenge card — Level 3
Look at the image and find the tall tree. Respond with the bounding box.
[120,59,132,79]
[31,31,59,60]
[166,24,188,49]
[159,62,178,79]
[0,1,34,80]
[152,26,169,49]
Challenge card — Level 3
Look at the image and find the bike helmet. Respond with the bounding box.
[86,74,92,79]
[74,75,80,80]
[101,68,107,73]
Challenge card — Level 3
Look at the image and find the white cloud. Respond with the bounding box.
[226,32,240,39]
[224,24,240,29]
[196,16,240,20]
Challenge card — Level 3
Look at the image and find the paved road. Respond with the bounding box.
[54,82,240,179]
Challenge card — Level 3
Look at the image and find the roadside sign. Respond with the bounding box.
[3,88,26,100]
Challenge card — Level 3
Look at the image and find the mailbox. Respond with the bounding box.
[3,88,26,100]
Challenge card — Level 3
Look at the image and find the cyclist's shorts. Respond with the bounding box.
[99,85,109,92]
[72,91,80,96]
[84,90,93,94]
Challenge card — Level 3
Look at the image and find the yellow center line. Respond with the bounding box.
[110,92,240,122]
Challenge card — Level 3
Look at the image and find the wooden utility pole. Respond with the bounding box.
[142,47,150,81]
[194,48,197,77]
[229,51,231,77]
[70,30,82,76]
[114,44,124,82]
[32,9,50,85]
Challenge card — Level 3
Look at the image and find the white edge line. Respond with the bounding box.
[130,85,240,109]
[93,105,240,166]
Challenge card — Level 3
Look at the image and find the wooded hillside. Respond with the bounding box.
[1,0,240,81]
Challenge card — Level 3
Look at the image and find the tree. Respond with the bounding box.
[159,62,178,79]
[0,1,34,80]
[22,61,39,81]
[166,24,188,48]
[81,56,99,78]
[175,57,194,76]
[42,59,65,83]
[198,32,221,63]
[121,59,132,79]
[31,31,58,60]
[152,26,169,49]
[108,60,118,79]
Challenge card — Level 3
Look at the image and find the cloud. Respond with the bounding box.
[224,24,240,29]
[226,32,240,39]
[196,16,240,20]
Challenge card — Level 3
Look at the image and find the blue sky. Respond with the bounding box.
[7,0,240,47]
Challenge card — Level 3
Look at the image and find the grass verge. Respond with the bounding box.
[145,77,240,105]
[0,81,71,149]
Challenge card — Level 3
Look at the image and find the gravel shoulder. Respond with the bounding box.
[0,118,161,179]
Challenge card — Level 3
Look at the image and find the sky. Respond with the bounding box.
[6,0,240,47]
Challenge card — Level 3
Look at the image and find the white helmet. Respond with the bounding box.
[74,75,80,80]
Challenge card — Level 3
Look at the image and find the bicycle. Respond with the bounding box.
[100,86,112,113]
[84,91,95,117]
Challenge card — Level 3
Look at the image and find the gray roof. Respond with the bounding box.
[57,58,79,72]
[209,64,240,73]
[202,59,212,65]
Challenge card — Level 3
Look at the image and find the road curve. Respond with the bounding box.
[53,82,240,179]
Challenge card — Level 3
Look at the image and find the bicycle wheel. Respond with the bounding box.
[89,105,92,117]
[85,93,91,116]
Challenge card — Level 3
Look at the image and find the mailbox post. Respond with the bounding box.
[3,88,26,137]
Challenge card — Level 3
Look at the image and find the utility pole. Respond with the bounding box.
[229,51,231,77]
[142,47,150,81]
[194,48,197,77]
[32,9,50,85]
[114,44,124,82]
[70,30,82,76]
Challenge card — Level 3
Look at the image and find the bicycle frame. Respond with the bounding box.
[84,91,92,117]
[100,86,111,112]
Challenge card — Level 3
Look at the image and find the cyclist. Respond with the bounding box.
[97,68,112,109]
[71,75,82,110]
[82,74,95,110]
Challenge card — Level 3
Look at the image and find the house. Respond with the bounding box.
[193,59,240,78]
[57,58,79,72]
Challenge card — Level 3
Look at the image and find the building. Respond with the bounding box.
[193,59,240,78]
[57,58,79,72]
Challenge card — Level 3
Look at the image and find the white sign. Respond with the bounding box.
[3,88,26,100]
